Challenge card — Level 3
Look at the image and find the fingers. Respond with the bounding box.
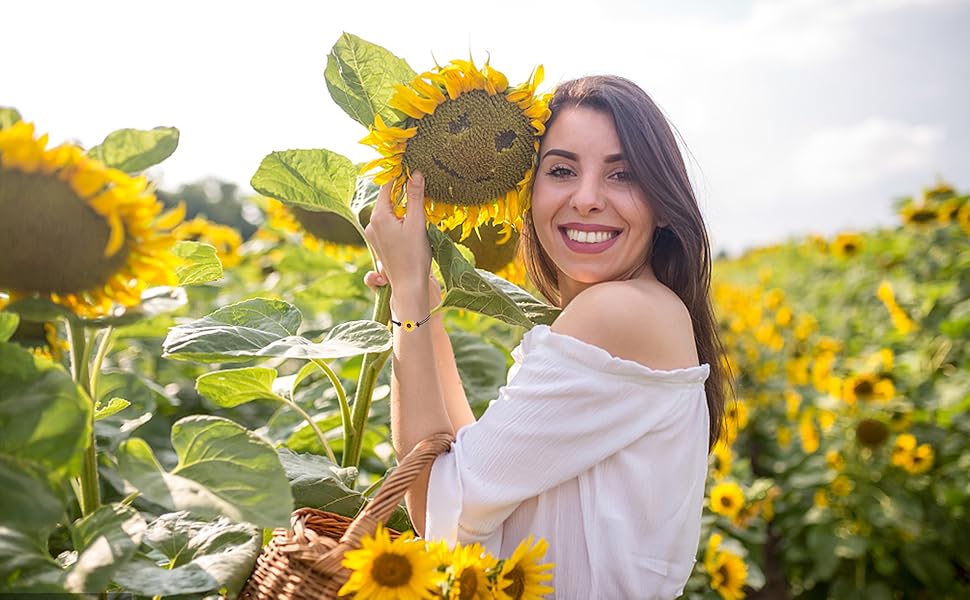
[371,182,394,221]
[405,171,426,230]
[363,270,388,292]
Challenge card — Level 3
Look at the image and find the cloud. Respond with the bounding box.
[793,117,944,190]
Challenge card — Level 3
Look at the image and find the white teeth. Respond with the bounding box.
[564,229,618,244]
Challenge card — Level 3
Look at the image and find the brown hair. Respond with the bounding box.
[519,75,730,450]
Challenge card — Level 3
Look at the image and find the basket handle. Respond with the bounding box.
[339,431,455,546]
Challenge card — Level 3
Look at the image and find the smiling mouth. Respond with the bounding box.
[559,227,621,244]
[432,157,494,183]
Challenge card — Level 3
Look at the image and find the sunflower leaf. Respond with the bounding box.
[111,512,260,597]
[63,504,146,594]
[325,32,415,128]
[449,330,507,408]
[0,342,90,477]
[251,149,361,237]
[0,311,19,342]
[162,298,390,362]
[428,227,560,328]
[0,456,65,537]
[81,287,188,328]
[173,241,224,286]
[4,297,79,324]
[93,397,130,421]
[279,449,412,532]
[196,367,286,408]
[0,107,21,129]
[116,416,293,528]
[87,127,180,173]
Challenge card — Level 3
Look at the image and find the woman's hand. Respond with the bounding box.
[363,171,431,297]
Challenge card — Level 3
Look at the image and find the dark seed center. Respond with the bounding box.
[371,553,412,587]
[403,90,535,207]
[0,167,128,294]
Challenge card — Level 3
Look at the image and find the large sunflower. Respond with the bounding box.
[339,523,445,599]
[494,536,554,600]
[0,121,183,318]
[361,59,550,241]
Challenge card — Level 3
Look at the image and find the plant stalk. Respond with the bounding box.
[344,285,392,468]
[283,395,337,464]
[67,320,101,517]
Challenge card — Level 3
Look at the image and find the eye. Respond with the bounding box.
[546,164,575,178]
[495,130,516,151]
[609,169,633,182]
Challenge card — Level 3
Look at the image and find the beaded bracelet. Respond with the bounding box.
[390,313,433,331]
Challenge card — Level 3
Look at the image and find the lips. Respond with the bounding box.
[558,225,622,254]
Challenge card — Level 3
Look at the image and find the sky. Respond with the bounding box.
[4,0,968,255]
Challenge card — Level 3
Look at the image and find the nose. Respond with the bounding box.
[569,173,606,215]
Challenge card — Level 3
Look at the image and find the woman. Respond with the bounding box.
[364,75,729,599]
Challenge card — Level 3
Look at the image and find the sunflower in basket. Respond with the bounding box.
[361,58,551,242]
[0,121,183,318]
[339,523,445,599]
[494,536,554,600]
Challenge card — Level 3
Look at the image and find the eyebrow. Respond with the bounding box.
[541,148,625,163]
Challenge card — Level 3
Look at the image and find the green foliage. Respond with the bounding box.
[325,32,415,128]
[0,343,90,477]
[87,127,179,173]
[0,107,21,129]
[251,148,360,236]
[173,240,224,286]
[162,297,391,362]
[430,226,560,327]
[117,416,293,528]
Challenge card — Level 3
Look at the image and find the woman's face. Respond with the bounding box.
[531,106,658,300]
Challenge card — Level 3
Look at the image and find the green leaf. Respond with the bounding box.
[430,227,560,328]
[900,545,955,587]
[279,449,411,532]
[4,297,78,324]
[0,526,64,590]
[112,511,260,597]
[93,397,130,421]
[87,126,179,173]
[163,297,390,362]
[116,416,293,528]
[173,241,224,286]
[324,32,415,127]
[196,367,285,408]
[0,107,22,129]
[449,330,507,406]
[0,312,19,342]
[0,456,65,536]
[0,343,90,476]
[250,148,360,237]
[63,504,146,594]
[94,372,157,445]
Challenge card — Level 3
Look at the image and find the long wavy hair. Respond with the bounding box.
[519,75,730,450]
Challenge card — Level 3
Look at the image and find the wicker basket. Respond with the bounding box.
[239,432,455,599]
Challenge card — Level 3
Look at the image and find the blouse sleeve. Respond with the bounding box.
[424,325,709,545]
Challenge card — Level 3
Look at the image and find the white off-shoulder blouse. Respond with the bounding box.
[425,324,711,600]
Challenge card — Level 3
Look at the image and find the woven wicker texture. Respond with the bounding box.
[240,432,455,599]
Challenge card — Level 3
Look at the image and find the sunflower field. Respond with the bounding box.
[1,33,968,600]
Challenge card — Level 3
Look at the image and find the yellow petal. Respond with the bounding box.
[103,211,126,257]
[155,202,186,230]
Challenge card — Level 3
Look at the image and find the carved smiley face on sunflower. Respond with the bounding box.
[361,59,550,242]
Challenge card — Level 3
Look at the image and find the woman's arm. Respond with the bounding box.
[363,173,454,536]
[426,280,476,431]
[389,285,453,534]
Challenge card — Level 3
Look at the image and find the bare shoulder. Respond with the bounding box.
[550,279,700,371]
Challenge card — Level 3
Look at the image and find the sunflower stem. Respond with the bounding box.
[66,320,101,517]
[287,363,339,464]
[344,285,393,470]
[310,359,351,461]
[88,327,113,401]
